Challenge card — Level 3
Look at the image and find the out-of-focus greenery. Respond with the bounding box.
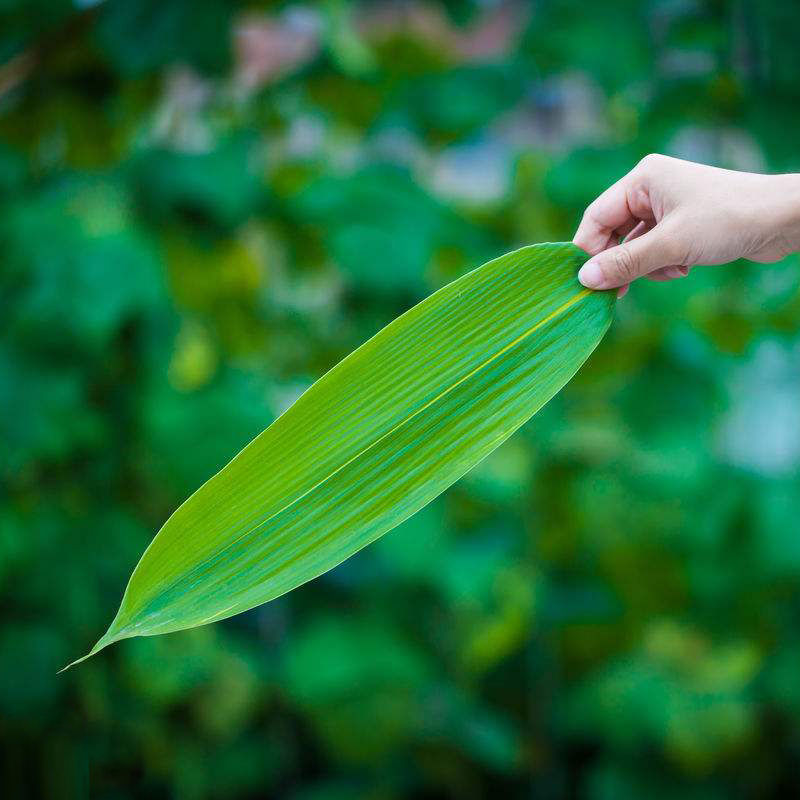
[1,1,799,797]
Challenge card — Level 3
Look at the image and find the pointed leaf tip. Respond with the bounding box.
[57,631,121,674]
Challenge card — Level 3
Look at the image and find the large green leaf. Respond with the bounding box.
[66,243,614,668]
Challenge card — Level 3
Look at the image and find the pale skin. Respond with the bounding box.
[573,153,800,298]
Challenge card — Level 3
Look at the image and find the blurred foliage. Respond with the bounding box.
[1,0,799,798]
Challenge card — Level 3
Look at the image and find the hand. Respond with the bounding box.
[572,154,800,297]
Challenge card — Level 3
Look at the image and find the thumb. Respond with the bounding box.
[578,225,680,290]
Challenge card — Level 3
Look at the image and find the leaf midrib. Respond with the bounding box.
[128,287,592,623]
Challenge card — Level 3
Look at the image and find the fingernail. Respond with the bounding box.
[578,260,606,289]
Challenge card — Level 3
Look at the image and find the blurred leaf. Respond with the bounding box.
[284,616,429,705]
[0,178,163,354]
[142,367,275,497]
[407,63,525,138]
[95,0,235,76]
[545,147,639,213]
[289,164,485,294]
[284,615,431,761]
[0,625,67,718]
[373,498,450,585]
[122,627,219,705]
[130,137,263,229]
[0,141,26,196]
[523,0,652,91]
[322,0,377,75]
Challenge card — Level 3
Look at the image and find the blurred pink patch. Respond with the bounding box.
[361,0,529,63]
[234,9,322,93]
[454,0,530,62]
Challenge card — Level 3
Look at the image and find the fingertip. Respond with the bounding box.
[578,260,606,290]
[572,236,590,255]
[621,220,649,244]
[574,231,614,258]
[573,219,614,257]
[572,232,595,256]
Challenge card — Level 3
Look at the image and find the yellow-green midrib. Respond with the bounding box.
[128,245,586,596]
[122,288,611,635]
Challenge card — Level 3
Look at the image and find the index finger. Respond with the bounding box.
[573,172,640,256]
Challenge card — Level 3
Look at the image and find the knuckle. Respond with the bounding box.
[637,152,664,174]
[664,238,686,266]
[610,246,639,282]
[659,223,690,264]
[575,208,591,233]
[582,200,601,224]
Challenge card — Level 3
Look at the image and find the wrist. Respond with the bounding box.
[765,173,800,254]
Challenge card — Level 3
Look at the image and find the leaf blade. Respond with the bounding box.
[84,242,614,655]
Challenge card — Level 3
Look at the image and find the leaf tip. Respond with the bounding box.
[57,630,123,674]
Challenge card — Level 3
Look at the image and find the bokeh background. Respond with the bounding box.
[2,1,800,797]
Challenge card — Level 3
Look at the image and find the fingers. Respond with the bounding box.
[614,218,641,241]
[613,222,649,299]
[573,156,696,291]
[578,224,682,289]
[617,265,687,298]
[573,176,641,255]
[622,219,650,243]
[617,266,688,299]
[646,265,690,282]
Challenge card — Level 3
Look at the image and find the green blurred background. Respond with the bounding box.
[2,1,800,797]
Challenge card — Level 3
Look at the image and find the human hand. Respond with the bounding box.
[573,154,800,297]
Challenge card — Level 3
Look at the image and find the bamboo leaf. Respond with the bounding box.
[66,242,614,668]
